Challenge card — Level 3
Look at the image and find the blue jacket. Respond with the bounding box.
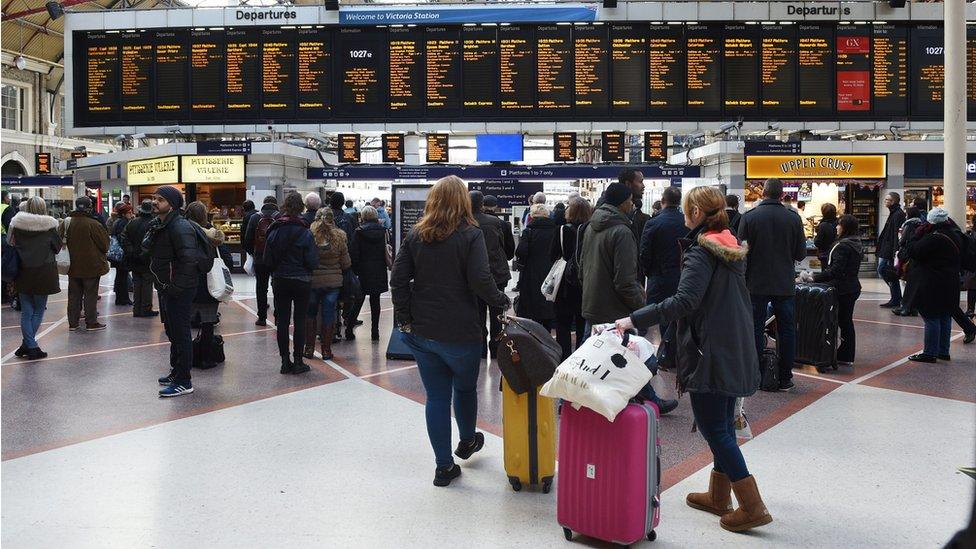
[639,206,687,302]
[263,215,319,281]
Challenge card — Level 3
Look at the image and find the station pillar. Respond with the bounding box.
[943,0,968,223]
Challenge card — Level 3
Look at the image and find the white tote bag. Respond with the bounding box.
[207,257,235,302]
[56,218,71,275]
[540,227,567,302]
[540,329,653,422]
[243,253,255,276]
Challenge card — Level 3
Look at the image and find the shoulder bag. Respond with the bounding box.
[540,227,567,302]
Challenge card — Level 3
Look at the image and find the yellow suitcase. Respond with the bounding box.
[502,377,557,493]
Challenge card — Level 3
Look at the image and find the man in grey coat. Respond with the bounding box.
[737,178,806,392]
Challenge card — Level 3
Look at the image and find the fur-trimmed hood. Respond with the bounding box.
[9,212,58,233]
[698,229,749,264]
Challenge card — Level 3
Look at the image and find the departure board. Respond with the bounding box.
[425,27,462,117]
[797,24,834,117]
[536,25,573,113]
[338,133,361,163]
[969,26,976,115]
[81,32,120,123]
[836,25,871,112]
[296,27,332,117]
[574,23,610,116]
[760,24,796,117]
[723,24,759,116]
[499,25,536,112]
[643,131,668,163]
[686,25,722,117]
[872,25,908,118]
[261,28,295,115]
[462,26,498,116]
[382,134,405,163]
[189,29,224,120]
[611,24,646,115]
[647,25,684,117]
[388,27,425,117]
[602,131,625,162]
[154,31,188,117]
[554,132,577,162]
[426,134,449,163]
[911,26,944,118]
[225,29,261,114]
[337,28,386,117]
[119,32,153,120]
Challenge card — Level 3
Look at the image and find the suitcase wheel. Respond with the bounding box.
[509,477,522,492]
[647,530,657,542]
[563,528,573,541]
[542,478,552,494]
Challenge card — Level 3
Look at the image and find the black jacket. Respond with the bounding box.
[726,208,742,235]
[515,216,557,321]
[902,223,964,316]
[813,237,863,295]
[391,223,509,344]
[264,215,318,282]
[332,207,355,240]
[122,212,153,273]
[737,199,806,296]
[639,205,686,303]
[351,221,390,295]
[144,211,200,296]
[631,228,759,397]
[242,203,278,262]
[877,204,906,260]
[301,208,318,227]
[814,218,838,260]
[550,221,585,315]
[240,206,257,244]
[897,215,925,262]
[474,211,515,286]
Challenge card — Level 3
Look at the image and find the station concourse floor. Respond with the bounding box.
[1,273,974,548]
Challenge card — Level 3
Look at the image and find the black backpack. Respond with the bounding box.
[190,224,216,274]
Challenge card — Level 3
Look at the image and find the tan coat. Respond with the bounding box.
[60,212,109,279]
[310,230,351,289]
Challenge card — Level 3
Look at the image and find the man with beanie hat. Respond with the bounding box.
[61,195,110,331]
[123,199,158,317]
[329,191,354,240]
[143,185,205,397]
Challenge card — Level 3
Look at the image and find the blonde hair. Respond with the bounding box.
[413,176,477,243]
[360,205,379,223]
[682,187,729,232]
[529,203,549,219]
[311,207,345,248]
[25,196,47,215]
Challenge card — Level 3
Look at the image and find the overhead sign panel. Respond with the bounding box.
[181,155,246,183]
[338,133,361,163]
[338,5,598,26]
[127,156,180,186]
[745,155,887,179]
[382,133,405,163]
[553,132,577,162]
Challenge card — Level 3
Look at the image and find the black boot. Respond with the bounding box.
[291,356,311,374]
[280,357,293,374]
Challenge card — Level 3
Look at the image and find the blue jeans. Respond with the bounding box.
[19,293,48,349]
[402,333,482,468]
[922,314,952,356]
[308,287,341,325]
[690,392,749,482]
[877,258,902,305]
[752,295,796,383]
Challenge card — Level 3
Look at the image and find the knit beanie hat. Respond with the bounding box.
[927,207,949,225]
[155,185,184,210]
[75,196,92,211]
[603,183,633,208]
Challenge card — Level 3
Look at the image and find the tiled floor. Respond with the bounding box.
[2,274,974,547]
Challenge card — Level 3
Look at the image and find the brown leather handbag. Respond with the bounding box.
[495,315,562,394]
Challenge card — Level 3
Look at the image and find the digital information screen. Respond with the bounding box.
[426,134,450,163]
[338,133,361,163]
[553,132,577,162]
[35,153,52,175]
[72,22,974,127]
[969,26,976,114]
[382,133,405,163]
[602,131,626,162]
[643,131,668,163]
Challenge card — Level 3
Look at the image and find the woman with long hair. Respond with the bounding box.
[615,186,771,533]
[8,197,61,360]
[350,205,390,342]
[550,197,592,360]
[811,214,863,367]
[305,207,351,360]
[184,201,232,368]
[390,176,510,487]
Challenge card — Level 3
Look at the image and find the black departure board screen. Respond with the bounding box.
[425,27,462,117]
[797,24,834,117]
[574,24,610,116]
[189,29,223,120]
[338,133,360,163]
[760,24,796,117]
[388,27,424,118]
[462,26,498,116]
[647,25,684,117]
[337,28,386,117]
[643,131,667,163]
[911,26,944,118]
[296,27,331,118]
[611,24,646,115]
[80,32,120,124]
[686,25,722,117]
[261,28,295,116]
[836,25,871,113]
[499,25,536,112]
[119,31,153,121]
[723,24,759,116]
[536,25,573,113]
[554,132,577,162]
[225,29,261,114]
[602,131,625,162]
[872,25,908,118]
[154,30,188,118]
[969,26,976,115]
[382,134,405,163]
[426,134,449,163]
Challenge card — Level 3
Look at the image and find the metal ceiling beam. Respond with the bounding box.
[6,17,63,36]
[3,0,94,22]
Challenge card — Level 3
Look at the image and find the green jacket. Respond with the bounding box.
[578,204,645,324]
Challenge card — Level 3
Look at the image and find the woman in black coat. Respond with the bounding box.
[812,214,863,367]
[814,203,838,269]
[351,205,390,341]
[549,197,592,359]
[515,203,556,329]
[111,203,134,306]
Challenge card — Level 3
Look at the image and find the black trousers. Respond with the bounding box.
[837,292,859,363]
[478,282,508,355]
[254,264,273,320]
[113,264,131,304]
[160,289,194,385]
[555,309,586,361]
[367,293,381,333]
[967,289,976,313]
[273,277,311,359]
[951,305,976,335]
[132,270,154,315]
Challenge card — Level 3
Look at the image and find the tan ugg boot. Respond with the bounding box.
[302,317,318,358]
[320,323,335,361]
[686,470,733,516]
[720,475,773,532]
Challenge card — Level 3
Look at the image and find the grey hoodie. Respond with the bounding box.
[578,204,645,324]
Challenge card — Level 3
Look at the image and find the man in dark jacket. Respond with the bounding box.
[239,200,256,245]
[619,169,651,281]
[893,206,925,317]
[62,196,110,331]
[471,191,515,356]
[144,185,202,398]
[639,186,685,340]
[329,191,355,239]
[243,196,278,325]
[123,200,158,317]
[302,192,321,226]
[877,191,906,308]
[737,178,806,392]
[726,194,742,234]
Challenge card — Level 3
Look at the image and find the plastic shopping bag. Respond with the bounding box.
[243,253,255,276]
[734,397,753,440]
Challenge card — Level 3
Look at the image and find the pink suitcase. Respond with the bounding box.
[557,401,661,545]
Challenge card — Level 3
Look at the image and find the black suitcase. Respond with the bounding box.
[794,283,839,372]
